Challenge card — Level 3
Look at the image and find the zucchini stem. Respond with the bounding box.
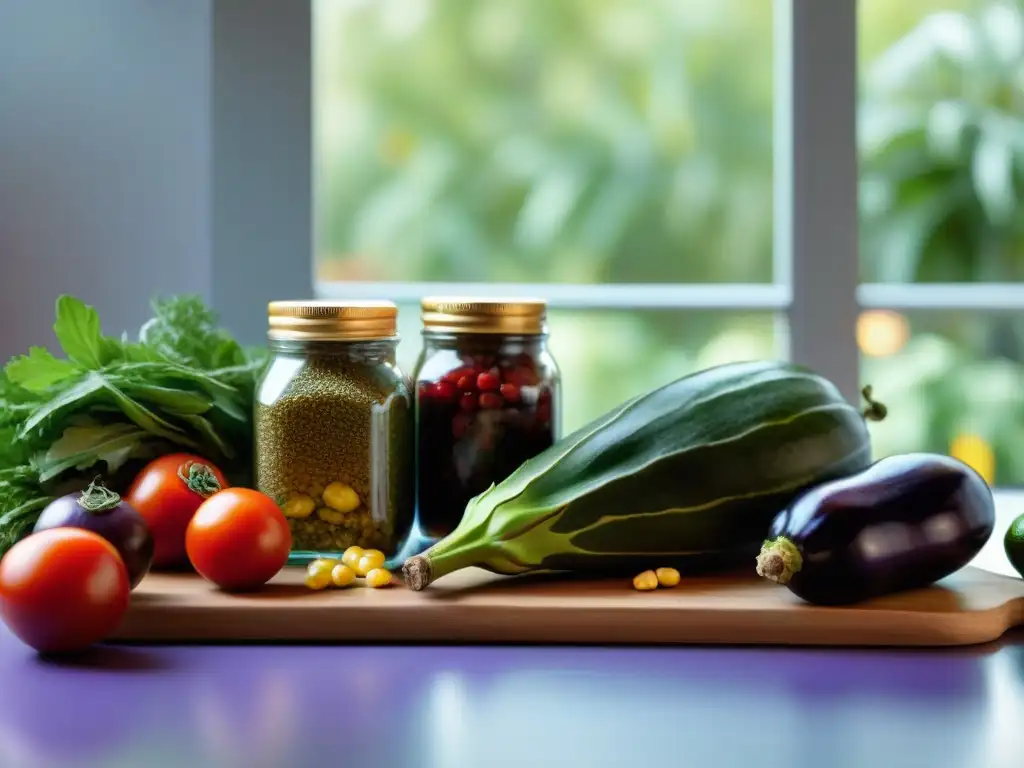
[756,537,803,585]
[860,385,888,422]
[403,555,433,591]
[403,540,492,591]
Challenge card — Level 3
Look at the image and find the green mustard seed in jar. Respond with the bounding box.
[255,300,414,566]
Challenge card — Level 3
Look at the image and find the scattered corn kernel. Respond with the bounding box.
[323,482,360,513]
[307,558,335,580]
[365,568,393,588]
[341,546,364,570]
[316,507,346,525]
[305,569,332,590]
[356,549,385,575]
[282,493,316,519]
[633,570,658,591]
[656,567,681,588]
[331,564,356,588]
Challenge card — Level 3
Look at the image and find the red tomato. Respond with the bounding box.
[125,453,229,568]
[186,488,291,591]
[0,528,130,654]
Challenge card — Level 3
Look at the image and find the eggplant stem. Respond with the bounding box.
[860,385,888,422]
[756,537,803,585]
[177,461,222,499]
[77,477,122,514]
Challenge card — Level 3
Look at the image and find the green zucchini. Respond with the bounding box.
[403,360,885,590]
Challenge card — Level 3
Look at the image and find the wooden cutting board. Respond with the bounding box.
[109,565,1024,647]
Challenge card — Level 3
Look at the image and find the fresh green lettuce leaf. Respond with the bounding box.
[5,347,79,392]
[35,422,148,482]
[18,372,107,440]
[116,382,213,416]
[53,296,122,369]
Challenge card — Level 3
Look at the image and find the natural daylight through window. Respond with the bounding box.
[312,0,1024,490]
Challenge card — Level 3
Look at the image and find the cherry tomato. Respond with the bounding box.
[125,453,229,568]
[186,488,291,591]
[0,528,130,654]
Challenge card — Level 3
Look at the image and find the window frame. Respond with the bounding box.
[213,0,1024,511]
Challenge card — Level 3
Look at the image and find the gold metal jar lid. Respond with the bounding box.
[421,297,548,335]
[267,300,398,341]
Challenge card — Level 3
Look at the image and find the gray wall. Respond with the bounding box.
[0,0,213,359]
[0,0,311,360]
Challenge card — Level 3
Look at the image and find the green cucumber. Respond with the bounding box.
[403,360,885,590]
[1004,513,1024,578]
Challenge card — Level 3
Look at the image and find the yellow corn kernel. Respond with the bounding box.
[341,546,364,570]
[323,482,361,513]
[305,569,332,590]
[317,507,346,525]
[331,564,356,588]
[282,493,316,519]
[356,549,385,576]
[365,568,393,588]
[307,558,335,580]
[632,570,658,591]
[656,567,681,588]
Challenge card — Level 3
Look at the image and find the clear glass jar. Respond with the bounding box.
[414,298,561,539]
[255,300,414,566]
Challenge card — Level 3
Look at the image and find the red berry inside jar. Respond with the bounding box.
[414,298,560,540]
[476,371,500,392]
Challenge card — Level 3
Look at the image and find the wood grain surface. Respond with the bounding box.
[110,565,1024,647]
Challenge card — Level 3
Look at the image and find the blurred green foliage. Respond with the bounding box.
[860,0,1024,483]
[316,0,773,284]
[315,0,1024,483]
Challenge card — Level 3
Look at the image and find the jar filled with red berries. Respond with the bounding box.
[414,298,561,539]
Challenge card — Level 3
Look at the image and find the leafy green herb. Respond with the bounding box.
[0,466,52,556]
[35,422,148,483]
[5,347,78,392]
[0,294,267,556]
[53,295,122,369]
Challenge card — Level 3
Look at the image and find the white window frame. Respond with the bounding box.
[212,0,1024,555]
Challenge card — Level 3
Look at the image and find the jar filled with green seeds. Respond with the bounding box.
[255,300,414,566]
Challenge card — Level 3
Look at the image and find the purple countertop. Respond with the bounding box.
[2,623,1023,768]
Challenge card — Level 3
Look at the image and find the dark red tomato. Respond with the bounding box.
[0,528,130,654]
[186,488,291,591]
[125,453,229,568]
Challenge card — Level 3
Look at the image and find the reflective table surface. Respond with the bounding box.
[1,622,1023,768]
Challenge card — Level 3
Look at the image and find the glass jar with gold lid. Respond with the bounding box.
[255,300,414,566]
[413,297,561,539]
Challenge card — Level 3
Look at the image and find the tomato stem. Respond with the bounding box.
[77,477,122,513]
[178,461,222,499]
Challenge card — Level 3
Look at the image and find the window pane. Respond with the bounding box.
[858,0,1024,284]
[859,310,1024,484]
[395,307,782,433]
[315,0,774,285]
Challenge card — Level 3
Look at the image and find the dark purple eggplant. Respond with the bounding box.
[755,453,994,605]
[33,479,154,589]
